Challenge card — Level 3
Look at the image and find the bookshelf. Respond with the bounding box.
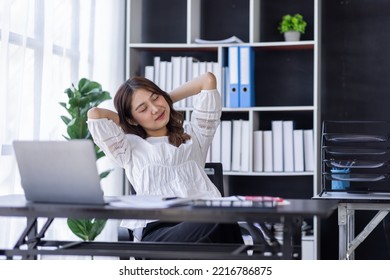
[125,0,321,259]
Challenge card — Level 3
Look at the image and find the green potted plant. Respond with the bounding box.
[60,78,112,242]
[278,13,307,41]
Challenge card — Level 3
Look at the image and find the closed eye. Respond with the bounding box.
[138,105,147,112]
[134,93,159,113]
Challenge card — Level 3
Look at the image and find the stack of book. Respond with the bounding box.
[253,120,314,173]
[206,119,314,173]
[206,119,251,172]
[144,56,221,108]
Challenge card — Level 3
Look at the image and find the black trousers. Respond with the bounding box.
[141,221,244,244]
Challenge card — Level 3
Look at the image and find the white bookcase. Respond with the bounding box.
[125,0,321,259]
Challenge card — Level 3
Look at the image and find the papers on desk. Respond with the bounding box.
[192,196,288,208]
[110,195,289,209]
[110,195,196,209]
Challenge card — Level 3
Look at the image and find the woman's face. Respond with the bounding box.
[130,88,170,137]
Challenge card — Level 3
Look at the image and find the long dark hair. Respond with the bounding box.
[114,76,190,147]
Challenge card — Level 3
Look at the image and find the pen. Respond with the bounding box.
[162,197,179,201]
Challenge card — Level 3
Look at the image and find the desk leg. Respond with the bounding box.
[346,206,355,260]
[338,203,356,260]
[12,217,54,260]
[346,209,389,259]
[338,203,349,260]
[282,216,302,260]
[26,218,38,260]
[339,203,389,260]
[15,218,38,260]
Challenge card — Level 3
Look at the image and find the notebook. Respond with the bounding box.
[12,139,112,205]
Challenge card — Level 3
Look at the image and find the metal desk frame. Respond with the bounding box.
[338,202,390,260]
[315,192,390,260]
[0,195,337,260]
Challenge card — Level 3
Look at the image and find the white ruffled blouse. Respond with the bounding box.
[87,89,222,231]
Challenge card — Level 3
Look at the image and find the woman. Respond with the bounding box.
[87,72,243,244]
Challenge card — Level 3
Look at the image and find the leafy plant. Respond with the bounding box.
[67,219,107,241]
[60,78,111,241]
[278,13,307,34]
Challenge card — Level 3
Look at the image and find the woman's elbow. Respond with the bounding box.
[202,72,217,90]
[87,107,102,119]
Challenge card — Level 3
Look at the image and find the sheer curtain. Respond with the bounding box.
[0,0,126,257]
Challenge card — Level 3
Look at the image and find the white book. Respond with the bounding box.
[166,62,172,92]
[231,120,242,171]
[272,120,284,172]
[211,123,221,163]
[189,61,201,109]
[253,130,263,172]
[206,61,214,73]
[199,61,207,75]
[153,56,161,86]
[304,129,314,172]
[171,56,182,109]
[179,57,188,108]
[186,57,194,107]
[159,61,167,91]
[240,120,250,172]
[180,56,188,84]
[221,120,232,171]
[283,120,295,172]
[293,129,304,172]
[144,65,154,81]
[171,56,182,90]
[263,130,273,172]
[212,62,222,94]
[192,61,200,79]
[186,57,194,82]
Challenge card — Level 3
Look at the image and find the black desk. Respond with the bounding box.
[314,192,390,260]
[0,195,337,260]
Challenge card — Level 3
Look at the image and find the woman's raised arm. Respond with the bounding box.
[168,72,217,104]
[87,107,120,126]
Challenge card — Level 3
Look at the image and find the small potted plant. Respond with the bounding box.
[278,13,307,42]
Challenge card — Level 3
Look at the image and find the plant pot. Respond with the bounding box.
[284,31,301,42]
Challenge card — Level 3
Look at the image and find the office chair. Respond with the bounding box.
[203,163,280,249]
[117,162,280,258]
[117,163,225,245]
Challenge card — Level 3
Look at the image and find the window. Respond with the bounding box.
[0,0,125,253]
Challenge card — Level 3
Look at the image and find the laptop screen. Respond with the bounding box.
[13,140,106,205]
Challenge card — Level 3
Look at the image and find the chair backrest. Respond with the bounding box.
[204,162,224,196]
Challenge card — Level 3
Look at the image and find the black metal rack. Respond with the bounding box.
[320,121,390,196]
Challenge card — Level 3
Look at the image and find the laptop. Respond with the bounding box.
[12,139,111,205]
